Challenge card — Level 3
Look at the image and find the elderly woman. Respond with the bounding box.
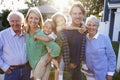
[84,15,116,80]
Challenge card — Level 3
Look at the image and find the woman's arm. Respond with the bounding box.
[104,35,116,76]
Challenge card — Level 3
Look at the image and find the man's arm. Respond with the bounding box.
[0,34,10,72]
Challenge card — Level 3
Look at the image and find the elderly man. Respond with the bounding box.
[0,11,31,80]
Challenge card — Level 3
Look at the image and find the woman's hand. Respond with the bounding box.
[34,35,39,40]
[81,68,92,73]
[106,75,112,80]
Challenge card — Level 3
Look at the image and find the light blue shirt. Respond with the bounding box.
[0,27,27,71]
[86,32,116,80]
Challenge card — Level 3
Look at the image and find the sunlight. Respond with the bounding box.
[52,0,70,11]
[0,0,28,12]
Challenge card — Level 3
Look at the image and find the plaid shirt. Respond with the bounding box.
[80,32,86,63]
[56,31,70,71]
[56,30,86,71]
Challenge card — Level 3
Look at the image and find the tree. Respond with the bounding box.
[1,9,11,28]
[76,0,104,16]
[25,0,53,7]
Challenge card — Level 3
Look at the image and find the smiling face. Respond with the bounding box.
[70,6,84,27]
[27,12,40,28]
[43,22,53,35]
[9,14,22,33]
[87,21,98,36]
[55,16,66,26]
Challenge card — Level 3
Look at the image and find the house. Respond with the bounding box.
[103,0,120,73]
[103,0,120,42]
[38,4,58,21]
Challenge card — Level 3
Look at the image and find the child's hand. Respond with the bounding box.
[78,27,86,34]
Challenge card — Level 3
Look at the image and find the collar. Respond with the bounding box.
[87,32,99,40]
[10,27,24,37]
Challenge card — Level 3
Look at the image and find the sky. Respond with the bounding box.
[0,0,28,12]
[0,0,74,13]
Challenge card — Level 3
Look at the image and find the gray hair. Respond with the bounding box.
[7,11,24,23]
[85,15,99,27]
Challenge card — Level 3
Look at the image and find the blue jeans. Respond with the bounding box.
[63,66,82,80]
[4,66,31,80]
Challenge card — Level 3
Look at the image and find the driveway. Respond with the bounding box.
[0,74,4,80]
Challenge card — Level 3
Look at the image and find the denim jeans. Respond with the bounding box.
[4,66,31,80]
[63,66,82,80]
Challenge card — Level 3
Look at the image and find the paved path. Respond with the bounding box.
[0,74,4,80]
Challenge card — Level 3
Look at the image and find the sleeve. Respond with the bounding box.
[44,41,61,57]
[56,32,64,56]
[48,32,57,41]
[56,33,63,49]
[104,35,116,76]
[80,33,86,63]
[0,33,9,72]
[37,31,61,57]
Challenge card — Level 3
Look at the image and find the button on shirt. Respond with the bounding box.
[0,27,27,71]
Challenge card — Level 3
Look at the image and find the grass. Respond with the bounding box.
[112,42,120,80]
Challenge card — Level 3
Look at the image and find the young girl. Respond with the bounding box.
[51,12,86,33]
[34,19,59,80]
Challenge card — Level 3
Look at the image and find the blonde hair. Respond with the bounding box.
[43,19,56,34]
[69,1,85,15]
[24,7,43,30]
[51,12,66,27]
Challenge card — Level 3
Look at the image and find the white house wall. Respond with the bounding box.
[99,21,109,35]
[112,8,120,41]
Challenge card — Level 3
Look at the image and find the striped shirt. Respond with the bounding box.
[0,27,27,71]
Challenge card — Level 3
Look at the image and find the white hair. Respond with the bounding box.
[7,11,24,23]
[85,15,99,27]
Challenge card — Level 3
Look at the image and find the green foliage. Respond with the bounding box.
[1,9,11,28]
[112,42,119,58]
[75,0,104,16]
[19,9,28,17]
[112,42,120,80]
[25,0,45,7]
